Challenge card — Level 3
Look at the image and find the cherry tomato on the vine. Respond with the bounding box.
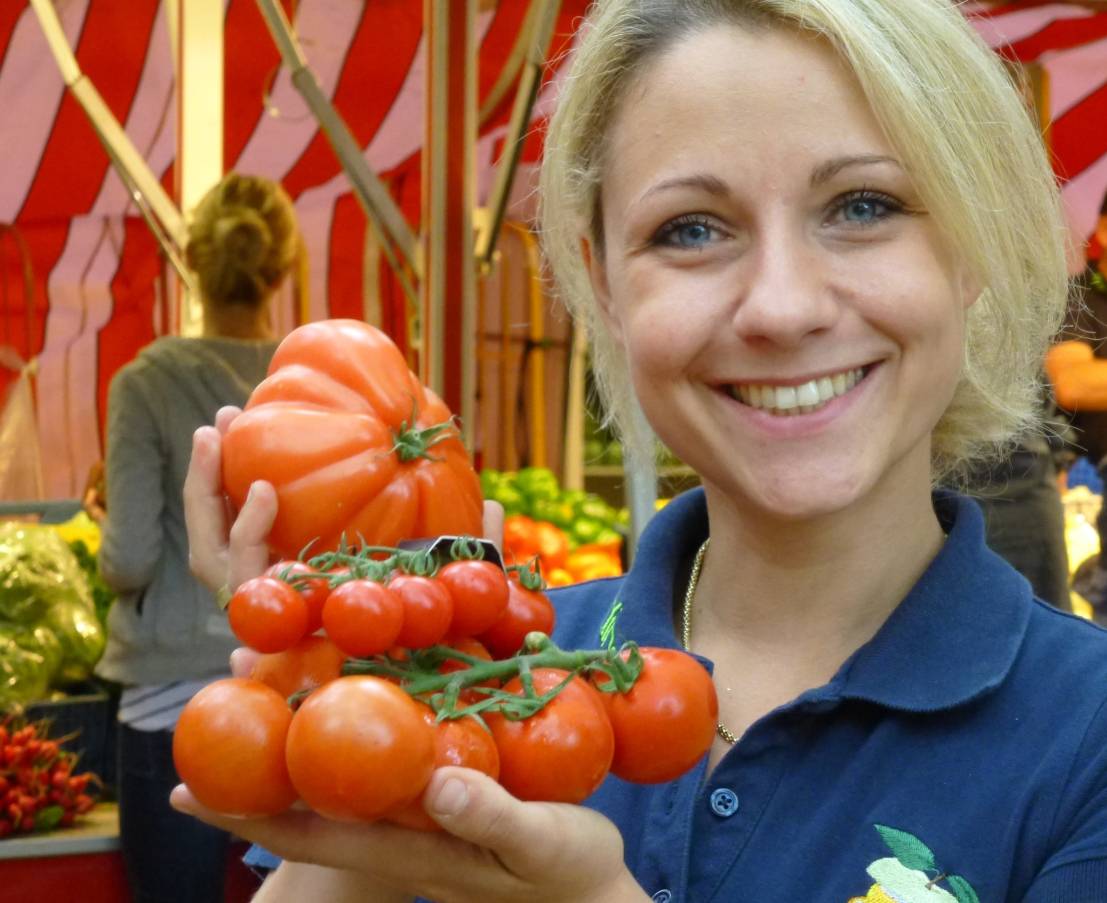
[438,637,497,704]
[387,711,500,832]
[594,647,718,784]
[172,678,297,817]
[487,668,613,803]
[388,574,453,650]
[478,577,556,659]
[285,676,435,821]
[322,579,404,657]
[249,635,347,699]
[437,560,510,637]
[266,561,331,633]
[228,577,309,653]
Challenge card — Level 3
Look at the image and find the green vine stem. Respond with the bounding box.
[340,632,643,722]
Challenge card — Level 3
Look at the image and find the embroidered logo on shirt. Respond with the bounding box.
[598,597,623,650]
[846,825,980,903]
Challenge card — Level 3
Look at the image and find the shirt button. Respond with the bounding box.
[652,891,673,903]
[709,787,740,817]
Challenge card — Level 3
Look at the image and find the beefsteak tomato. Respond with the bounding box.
[222,320,483,559]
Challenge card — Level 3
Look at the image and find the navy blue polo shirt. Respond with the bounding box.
[247,489,1107,901]
[552,488,1107,902]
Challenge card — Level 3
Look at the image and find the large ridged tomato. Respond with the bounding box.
[222,320,483,558]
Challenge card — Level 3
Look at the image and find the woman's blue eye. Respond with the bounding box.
[835,191,902,226]
[656,217,717,248]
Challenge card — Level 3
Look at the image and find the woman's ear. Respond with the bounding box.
[581,235,623,344]
[956,261,983,312]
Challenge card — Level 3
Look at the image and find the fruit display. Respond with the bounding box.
[222,319,483,560]
[0,715,100,838]
[173,539,718,823]
[481,467,627,584]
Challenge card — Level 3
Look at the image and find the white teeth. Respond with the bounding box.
[730,367,866,416]
[795,382,819,407]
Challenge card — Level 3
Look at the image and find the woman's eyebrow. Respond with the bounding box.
[809,154,901,187]
[638,173,732,204]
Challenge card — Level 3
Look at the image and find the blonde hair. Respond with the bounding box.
[539,0,1070,482]
[185,172,299,308]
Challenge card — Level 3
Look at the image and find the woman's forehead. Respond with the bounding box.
[602,25,898,202]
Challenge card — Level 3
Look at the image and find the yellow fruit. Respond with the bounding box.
[865,885,897,903]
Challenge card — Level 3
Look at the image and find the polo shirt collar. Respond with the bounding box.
[617,487,1032,714]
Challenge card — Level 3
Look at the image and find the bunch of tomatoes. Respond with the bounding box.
[173,537,719,829]
[0,717,99,838]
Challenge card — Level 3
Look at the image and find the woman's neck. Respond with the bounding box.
[201,302,273,340]
[692,470,945,665]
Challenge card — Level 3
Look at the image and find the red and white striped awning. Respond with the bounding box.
[0,0,1103,499]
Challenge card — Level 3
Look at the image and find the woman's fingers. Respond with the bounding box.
[227,480,278,590]
[424,767,622,882]
[482,500,505,551]
[184,427,230,592]
[214,405,242,435]
[230,647,262,679]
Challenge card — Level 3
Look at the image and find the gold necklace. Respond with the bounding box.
[679,538,738,745]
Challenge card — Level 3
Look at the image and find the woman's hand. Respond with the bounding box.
[170,766,645,903]
[183,405,277,594]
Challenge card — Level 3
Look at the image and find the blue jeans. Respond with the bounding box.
[116,723,230,903]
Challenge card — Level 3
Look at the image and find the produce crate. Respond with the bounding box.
[24,682,118,794]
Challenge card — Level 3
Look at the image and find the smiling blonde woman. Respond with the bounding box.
[174,5,1104,903]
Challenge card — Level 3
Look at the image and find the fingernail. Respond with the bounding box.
[246,481,258,503]
[169,785,194,813]
[429,777,469,817]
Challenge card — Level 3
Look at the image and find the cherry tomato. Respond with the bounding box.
[486,668,613,803]
[595,647,718,784]
[388,574,453,649]
[172,678,297,816]
[438,637,497,704]
[437,560,510,637]
[322,579,404,657]
[478,578,556,659]
[387,711,500,832]
[228,577,309,653]
[249,635,348,699]
[266,561,331,633]
[285,676,435,821]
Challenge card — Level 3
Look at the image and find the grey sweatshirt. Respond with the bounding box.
[96,336,277,685]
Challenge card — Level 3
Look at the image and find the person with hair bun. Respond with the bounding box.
[174,3,1107,901]
[97,172,299,903]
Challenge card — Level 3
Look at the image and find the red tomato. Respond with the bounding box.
[437,560,510,637]
[478,579,556,659]
[172,679,297,817]
[285,676,435,821]
[228,577,309,653]
[502,515,540,564]
[387,711,500,832]
[266,561,331,634]
[596,647,718,784]
[532,521,570,571]
[438,637,496,704]
[249,635,347,699]
[322,579,404,657]
[388,574,453,649]
[486,668,613,803]
[222,320,483,559]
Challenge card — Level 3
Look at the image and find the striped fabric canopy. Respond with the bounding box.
[0,0,1103,499]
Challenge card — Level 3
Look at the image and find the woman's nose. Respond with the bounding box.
[730,231,840,347]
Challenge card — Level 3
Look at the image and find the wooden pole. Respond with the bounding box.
[422,0,478,438]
